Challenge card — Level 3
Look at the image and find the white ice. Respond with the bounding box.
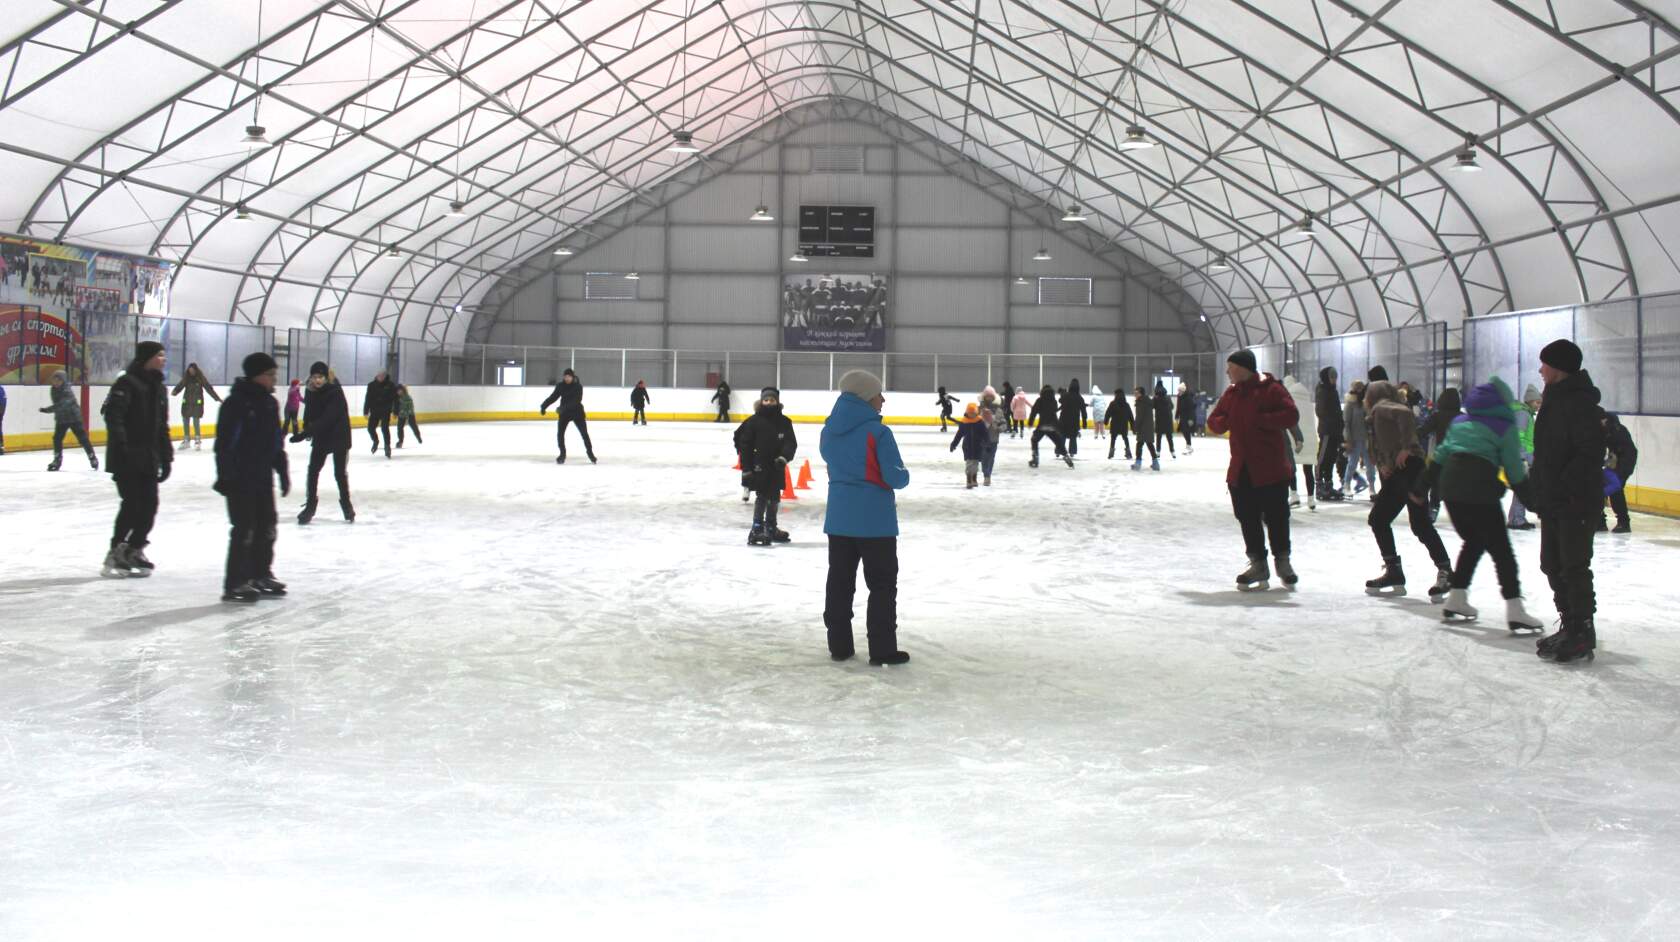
[3,419,1680,940]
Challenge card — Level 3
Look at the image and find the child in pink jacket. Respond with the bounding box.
[1009,389,1031,439]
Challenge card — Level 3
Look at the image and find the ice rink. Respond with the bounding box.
[4,417,1680,939]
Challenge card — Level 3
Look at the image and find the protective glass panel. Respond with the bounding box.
[329,332,358,383]
[184,318,229,384]
[1467,315,1519,397]
[1576,299,1637,413]
[1641,295,1680,415]
[354,334,387,386]
[288,329,332,383]
[779,351,831,390]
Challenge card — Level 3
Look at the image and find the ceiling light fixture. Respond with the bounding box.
[625,270,641,281]
[1033,246,1052,262]
[788,250,808,262]
[1450,136,1482,173]
[1118,125,1155,151]
[384,244,401,258]
[552,245,574,256]
[1293,215,1319,240]
[1061,204,1087,222]
[750,204,775,222]
[669,129,700,154]
[1013,275,1030,286]
[241,124,270,146]
[1210,254,1231,271]
[242,0,270,148]
[446,200,466,216]
[234,203,252,221]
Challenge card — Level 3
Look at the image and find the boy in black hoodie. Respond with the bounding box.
[630,380,651,425]
[213,353,291,602]
[1152,382,1176,458]
[364,370,397,458]
[101,341,172,578]
[935,386,958,432]
[293,360,354,524]
[1059,379,1087,457]
[735,387,797,545]
[1028,385,1073,469]
[1105,391,1134,460]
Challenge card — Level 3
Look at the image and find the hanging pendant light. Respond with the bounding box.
[1292,215,1319,241]
[1450,136,1482,173]
[234,203,252,221]
[552,245,575,256]
[750,205,775,222]
[669,130,700,154]
[1033,246,1052,262]
[1118,125,1155,151]
[625,271,641,281]
[240,124,271,146]
[1210,254,1231,271]
[446,200,467,216]
[1013,275,1030,286]
[1061,204,1087,222]
[384,244,401,258]
[242,0,270,147]
[788,249,809,262]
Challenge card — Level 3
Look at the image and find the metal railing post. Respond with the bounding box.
[480,344,487,386]
[776,351,782,389]
[1038,354,1044,390]
[724,350,730,383]
[986,353,992,389]
[882,352,888,390]
[829,352,835,390]
[932,353,938,394]
[672,349,678,388]
[621,348,627,388]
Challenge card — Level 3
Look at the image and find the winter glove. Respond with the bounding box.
[38,406,52,413]
[1602,468,1623,497]
[157,462,172,484]
[1293,438,1303,454]
[1511,477,1535,510]
[539,406,548,416]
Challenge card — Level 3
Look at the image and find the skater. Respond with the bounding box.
[212,352,291,603]
[364,370,397,458]
[977,386,1004,486]
[1028,385,1072,468]
[1530,339,1606,664]
[1130,386,1158,470]
[820,370,910,666]
[1152,382,1175,458]
[39,370,97,471]
[540,367,595,463]
[1105,389,1134,460]
[1283,375,1318,510]
[1341,381,1372,497]
[950,402,986,489]
[1207,350,1298,589]
[1009,386,1031,439]
[101,341,172,578]
[292,361,354,525]
[1424,377,1545,631]
[1089,385,1107,440]
[630,380,651,425]
[394,384,422,448]
[1600,412,1637,533]
[1507,384,1541,530]
[711,380,732,422]
[1314,367,1344,500]
[1059,378,1087,457]
[935,386,959,432]
[999,381,1017,436]
[0,382,6,455]
[1176,384,1197,454]
[171,362,221,449]
[283,378,303,436]
[734,387,797,546]
[1363,380,1454,597]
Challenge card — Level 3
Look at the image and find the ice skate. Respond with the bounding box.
[556,454,566,464]
[1062,454,1075,469]
[1505,598,1544,633]
[1442,588,1477,620]
[869,651,910,666]
[1236,555,1270,591]
[47,456,61,472]
[1150,457,1160,471]
[194,438,203,450]
[340,497,356,522]
[770,528,791,544]
[1274,555,1298,587]
[1428,567,1452,600]
[587,452,597,464]
[1288,493,1301,508]
[385,445,392,459]
[179,438,192,451]
[252,576,288,597]
[741,487,751,503]
[1029,455,1040,468]
[747,525,772,547]
[1130,458,1141,471]
[297,500,317,525]
[1544,617,1596,664]
[1365,556,1405,594]
[116,543,150,578]
[983,475,991,486]
[1612,520,1631,534]
[221,582,260,604]
[101,546,131,579]
[125,545,154,572]
[371,440,379,455]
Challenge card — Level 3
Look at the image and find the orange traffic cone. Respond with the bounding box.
[732,456,741,470]
[781,464,798,500]
[795,459,814,490]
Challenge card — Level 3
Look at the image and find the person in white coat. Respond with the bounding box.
[1088,385,1107,440]
[1282,375,1319,509]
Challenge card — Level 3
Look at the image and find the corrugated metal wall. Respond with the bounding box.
[482,120,1201,357]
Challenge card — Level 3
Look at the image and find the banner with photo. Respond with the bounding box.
[0,233,174,322]
[780,274,888,352]
[0,306,84,384]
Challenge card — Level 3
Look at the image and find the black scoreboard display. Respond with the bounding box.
[798,205,875,258]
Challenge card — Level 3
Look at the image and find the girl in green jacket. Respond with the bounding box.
[395,384,422,448]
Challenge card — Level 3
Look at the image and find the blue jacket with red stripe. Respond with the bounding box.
[820,391,911,537]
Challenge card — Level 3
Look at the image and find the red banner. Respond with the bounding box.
[0,306,84,383]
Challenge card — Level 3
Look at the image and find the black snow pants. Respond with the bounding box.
[1445,500,1522,599]
[557,409,594,459]
[54,420,94,460]
[1030,424,1066,459]
[306,445,350,502]
[824,535,898,661]
[224,487,277,591]
[111,472,160,550]
[1369,458,1450,569]
[367,411,392,452]
[1540,514,1596,619]
[1229,469,1290,560]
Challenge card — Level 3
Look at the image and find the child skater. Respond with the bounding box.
[40,369,97,471]
[1105,390,1134,460]
[1089,385,1107,441]
[978,386,1004,486]
[1010,387,1031,439]
[394,384,422,448]
[950,402,986,489]
[735,387,797,546]
[630,380,651,425]
[935,386,958,432]
[283,378,303,436]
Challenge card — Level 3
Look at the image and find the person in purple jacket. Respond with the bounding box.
[283,378,303,436]
[820,370,911,666]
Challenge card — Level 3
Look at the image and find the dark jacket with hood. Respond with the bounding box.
[1104,395,1134,434]
[734,401,797,493]
[710,382,731,407]
[1028,387,1058,429]
[1603,412,1637,481]
[41,373,81,425]
[1314,368,1343,438]
[1531,370,1606,517]
[214,377,288,494]
[1058,380,1086,430]
[1176,388,1196,428]
[541,375,586,416]
[104,362,171,479]
[300,379,352,451]
[1420,387,1462,446]
[1151,383,1172,433]
[1132,390,1155,439]
[630,384,650,408]
[950,414,986,459]
[364,376,398,416]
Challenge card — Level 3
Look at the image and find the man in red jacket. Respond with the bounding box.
[1207,350,1300,590]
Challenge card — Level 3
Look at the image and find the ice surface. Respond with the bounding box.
[3,420,1680,939]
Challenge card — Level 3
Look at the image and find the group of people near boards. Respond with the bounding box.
[1210,340,1631,666]
[937,380,1204,472]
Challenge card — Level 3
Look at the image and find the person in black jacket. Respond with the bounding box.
[41,370,97,471]
[999,381,1017,435]
[935,386,959,432]
[1176,385,1197,454]
[364,370,398,458]
[1152,382,1175,458]
[540,368,595,463]
[1028,384,1071,469]
[101,341,172,578]
[1314,366,1344,499]
[630,380,651,425]
[734,387,797,545]
[1530,340,1607,664]
[710,381,732,423]
[293,360,354,524]
[1105,391,1134,460]
[1601,412,1638,533]
[213,353,291,603]
[1059,379,1087,457]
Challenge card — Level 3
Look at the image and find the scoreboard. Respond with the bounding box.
[798,205,875,258]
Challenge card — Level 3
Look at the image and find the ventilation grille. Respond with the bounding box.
[585,272,639,300]
[810,145,864,173]
[1037,277,1093,305]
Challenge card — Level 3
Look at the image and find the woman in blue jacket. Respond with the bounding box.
[820,370,911,666]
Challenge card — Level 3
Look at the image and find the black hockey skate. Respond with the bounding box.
[1365,557,1405,594]
[1427,567,1452,600]
[869,651,910,666]
[747,525,772,546]
[1542,617,1596,664]
[1236,555,1270,591]
[252,576,288,597]
[556,454,566,464]
[340,497,356,523]
[1274,555,1298,587]
[297,500,316,525]
[1062,454,1075,469]
[769,528,791,544]
[222,582,260,603]
[1029,455,1040,468]
[127,545,155,571]
[47,457,61,471]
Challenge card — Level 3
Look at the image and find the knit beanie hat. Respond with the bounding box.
[133,340,165,366]
[242,351,279,378]
[1226,349,1258,374]
[309,360,329,377]
[838,369,883,401]
[1539,338,1583,374]
[760,386,780,401]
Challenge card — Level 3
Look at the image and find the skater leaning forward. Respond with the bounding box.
[1206,350,1298,590]
[40,370,97,471]
[102,341,173,578]
[735,386,797,546]
[293,361,355,525]
[213,353,291,603]
[820,370,910,666]
[1363,380,1454,597]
